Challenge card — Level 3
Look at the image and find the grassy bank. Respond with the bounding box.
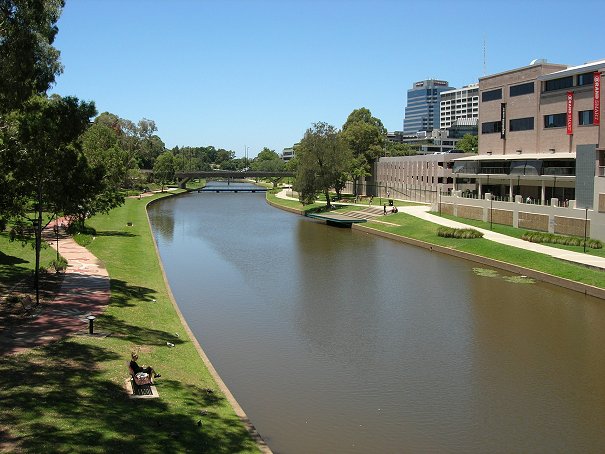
[0,192,260,453]
[430,212,605,258]
[267,192,605,289]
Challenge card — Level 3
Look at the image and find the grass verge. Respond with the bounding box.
[0,191,261,453]
[364,212,605,289]
[431,212,605,258]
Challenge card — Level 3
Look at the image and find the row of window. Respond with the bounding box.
[544,110,594,127]
[483,72,597,102]
[482,110,595,134]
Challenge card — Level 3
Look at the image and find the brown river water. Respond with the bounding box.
[148,182,605,453]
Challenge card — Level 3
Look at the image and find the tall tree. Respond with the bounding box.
[293,122,351,208]
[153,151,175,192]
[0,0,64,113]
[1,94,98,304]
[341,108,386,194]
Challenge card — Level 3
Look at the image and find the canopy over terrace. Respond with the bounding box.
[451,152,577,202]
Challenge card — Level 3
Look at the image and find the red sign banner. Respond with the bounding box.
[595,72,601,126]
[566,91,574,135]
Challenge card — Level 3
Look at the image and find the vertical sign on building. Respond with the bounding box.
[566,91,574,135]
[500,103,506,139]
[594,71,601,126]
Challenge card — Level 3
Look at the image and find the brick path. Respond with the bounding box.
[0,218,110,355]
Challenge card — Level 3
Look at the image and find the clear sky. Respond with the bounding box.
[50,0,603,158]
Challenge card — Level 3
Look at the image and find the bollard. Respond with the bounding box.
[87,315,96,334]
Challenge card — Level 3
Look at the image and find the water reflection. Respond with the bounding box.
[148,185,605,452]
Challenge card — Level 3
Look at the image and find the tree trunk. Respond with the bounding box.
[34,190,43,306]
[324,188,331,209]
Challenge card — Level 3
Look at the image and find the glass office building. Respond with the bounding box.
[403,79,454,135]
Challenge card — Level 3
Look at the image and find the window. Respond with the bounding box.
[481,121,502,134]
[578,110,594,125]
[509,117,534,132]
[577,72,594,86]
[544,76,573,92]
[482,88,502,102]
[544,113,566,128]
[510,82,534,97]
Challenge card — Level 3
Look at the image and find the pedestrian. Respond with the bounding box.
[383,204,387,215]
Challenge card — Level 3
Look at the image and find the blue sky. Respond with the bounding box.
[51,0,603,158]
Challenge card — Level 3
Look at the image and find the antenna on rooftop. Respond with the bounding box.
[483,36,487,76]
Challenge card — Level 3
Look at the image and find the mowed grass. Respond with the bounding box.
[0,192,260,453]
[430,212,605,258]
[364,212,605,288]
[0,232,57,294]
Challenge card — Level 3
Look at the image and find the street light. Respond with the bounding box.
[54,215,59,262]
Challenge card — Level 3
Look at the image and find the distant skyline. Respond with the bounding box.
[50,0,603,157]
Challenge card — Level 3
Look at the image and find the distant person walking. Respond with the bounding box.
[383,204,387,215]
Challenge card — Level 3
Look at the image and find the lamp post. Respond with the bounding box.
[55,215,59,261]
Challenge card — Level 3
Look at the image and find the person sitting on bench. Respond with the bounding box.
[130,353,161,379]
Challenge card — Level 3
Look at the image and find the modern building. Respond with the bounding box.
[281,147,295,161]
[375,152,473,202]
[403,79,454,135]
[440,84,479,129]
[442,58,605,240]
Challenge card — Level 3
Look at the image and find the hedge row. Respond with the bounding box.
[437,227,484,239]
[522,231,603,249]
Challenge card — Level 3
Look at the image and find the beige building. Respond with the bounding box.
[442,59,605,240]
[374,153,472,203]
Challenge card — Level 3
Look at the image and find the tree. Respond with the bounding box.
[341,108,386,194]
[293,122,352,208]
[456,134,478,153]
[386,141,415,157]
[80,122,127,216]
[251,147,285,172]
[153,151,175,192]
[1,94,98,304]
[0,0,64,113]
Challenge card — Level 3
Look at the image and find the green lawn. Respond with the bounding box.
[364,212,605,288]
[0,192,260,453]
[0,231,58,296]
[430,212,605,258]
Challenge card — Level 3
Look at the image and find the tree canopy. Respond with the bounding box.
[456,134,478,153]
[0,0,64,113]
[341,108,386,193]
[293,122,351,207]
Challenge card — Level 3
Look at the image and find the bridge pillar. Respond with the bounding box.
[178,177,191,189]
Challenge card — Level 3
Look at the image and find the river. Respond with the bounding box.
[148,182,605,453]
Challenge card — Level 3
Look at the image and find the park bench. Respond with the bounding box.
[127,363,154,396]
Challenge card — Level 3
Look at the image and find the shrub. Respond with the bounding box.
[49,257,68,273]
[521,231,602,249]
[437,227,483,239]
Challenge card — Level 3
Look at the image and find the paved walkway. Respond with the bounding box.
[0,218,110,355]
[276,189,605,271]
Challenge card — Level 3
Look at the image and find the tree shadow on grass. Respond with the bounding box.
[97,313,187,348]
[0,341,260,453]
[108,278,157,308]
[94,231,137,238]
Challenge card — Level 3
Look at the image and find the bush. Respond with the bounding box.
[437,227,483,239]
[49,257,68,273]
[521,231,602,249]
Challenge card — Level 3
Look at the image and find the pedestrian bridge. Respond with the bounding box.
[176,170,294,188]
